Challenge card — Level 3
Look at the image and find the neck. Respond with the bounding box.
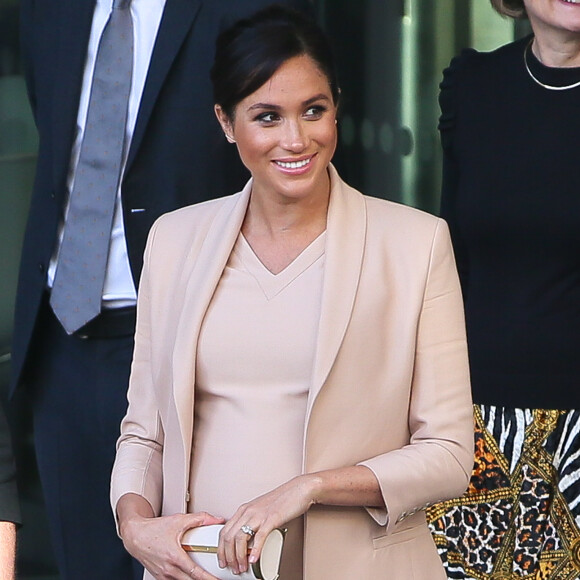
[243,190,329,240]
[531,30,580,68]
[244,173,331,239]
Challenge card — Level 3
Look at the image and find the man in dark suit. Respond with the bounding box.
[13,1,311,578]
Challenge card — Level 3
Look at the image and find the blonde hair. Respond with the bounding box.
[489,0,527,18]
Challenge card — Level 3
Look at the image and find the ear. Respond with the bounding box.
[214,105,236,143]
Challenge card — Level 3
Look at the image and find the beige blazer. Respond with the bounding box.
[111,165,473,580]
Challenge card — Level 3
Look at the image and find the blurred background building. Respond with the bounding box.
[0,1,530,577]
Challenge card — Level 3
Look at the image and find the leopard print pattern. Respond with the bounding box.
[513,464,559,576]
[430,499,512,574]
[427,406,580,580]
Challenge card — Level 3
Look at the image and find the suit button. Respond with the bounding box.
[38,263,45,273]
[50,191,56,199]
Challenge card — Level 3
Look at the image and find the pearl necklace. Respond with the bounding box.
[524,40,580,91]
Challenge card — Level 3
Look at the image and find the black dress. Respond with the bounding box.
[427,36,580,580]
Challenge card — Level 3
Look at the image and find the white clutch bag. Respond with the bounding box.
[181,524,286,580]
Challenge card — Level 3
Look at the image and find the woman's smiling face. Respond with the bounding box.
[215,54,338,204]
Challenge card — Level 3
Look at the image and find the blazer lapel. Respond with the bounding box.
[171,182,252,449]
[51,0,96,196]
[127,0,202,169]
[305,165,367,425]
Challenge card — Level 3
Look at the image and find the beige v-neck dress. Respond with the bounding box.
[188,232,326,579]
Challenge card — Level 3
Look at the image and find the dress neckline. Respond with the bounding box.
[232,231,326,300]
[524,38,580,90]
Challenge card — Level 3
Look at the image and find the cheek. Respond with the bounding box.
[317,125,338,152]
[236,132,276,162]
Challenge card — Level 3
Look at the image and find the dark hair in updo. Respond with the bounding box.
[211,4,340,119]
[489,0,527,19]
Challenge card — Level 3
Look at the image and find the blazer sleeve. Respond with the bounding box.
[359,219,473,533]
[110,221,165,523]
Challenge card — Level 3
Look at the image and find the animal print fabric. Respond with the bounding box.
[427,405,580,580]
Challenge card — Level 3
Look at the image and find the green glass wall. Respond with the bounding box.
[319,0,528,213]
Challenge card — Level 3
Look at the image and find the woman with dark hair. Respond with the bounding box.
[428,1,580,578]
[110,6,473,580]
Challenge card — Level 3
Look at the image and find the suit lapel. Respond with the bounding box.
[305,165,367,426]
[51,0,96,195]
[171,182,252,448]
[127,0,203,169]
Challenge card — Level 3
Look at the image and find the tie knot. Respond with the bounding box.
[113,0,130,10]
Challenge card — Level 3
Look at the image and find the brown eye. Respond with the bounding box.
[304,105,326,119]
[255,112,279,124]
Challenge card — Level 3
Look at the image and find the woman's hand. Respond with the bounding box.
[217,466,383,575]
[217,475,317,575]
[117,493,225,579]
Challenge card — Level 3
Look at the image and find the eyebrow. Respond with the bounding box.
[246,93,331,112]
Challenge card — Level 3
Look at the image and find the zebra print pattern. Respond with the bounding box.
[546,410,580,528]
[479,405,532,475]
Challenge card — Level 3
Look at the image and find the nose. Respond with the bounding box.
[280,119,308,152]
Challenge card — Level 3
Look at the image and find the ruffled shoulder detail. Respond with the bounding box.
[438,48,479,149]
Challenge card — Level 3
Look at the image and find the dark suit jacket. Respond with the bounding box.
[0,402,19,524]
[12,0,311,394]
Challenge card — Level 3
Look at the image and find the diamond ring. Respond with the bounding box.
[241,524,255,537]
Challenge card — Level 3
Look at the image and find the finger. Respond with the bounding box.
[146,558,212,580]
[223,529,239,573]
[178,552,222,580]
[169,544,216,580]
[248,526,269,565]
[185,511,225,529]
[187,562,221,580]
[218,523,238,573]
[234,527,251,573]
[216,521,230,570]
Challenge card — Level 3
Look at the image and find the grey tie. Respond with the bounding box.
[51,0,133,335]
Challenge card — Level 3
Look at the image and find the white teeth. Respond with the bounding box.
[276,158,310,169]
